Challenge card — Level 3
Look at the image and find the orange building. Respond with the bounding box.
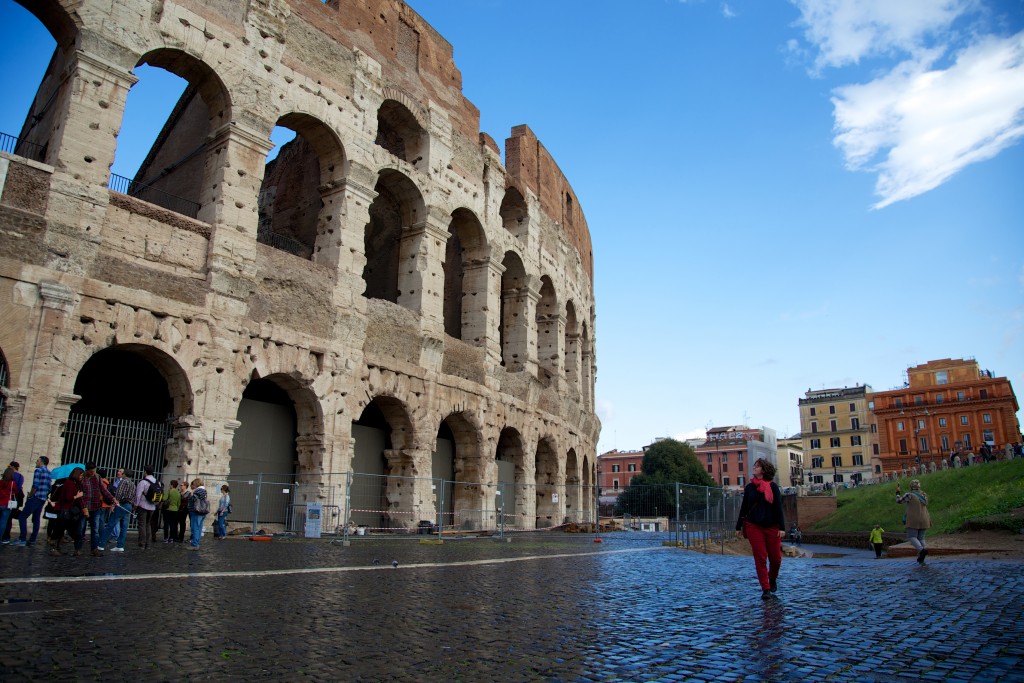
[597,449,644,505]
[869,359,1021,473]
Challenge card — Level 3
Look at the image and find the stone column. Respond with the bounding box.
[382,447,433,530]
[163,414,203,480]
[536,312,565,387]
[330,164,377,311]
[462,256,504,364]
[397,212,450,322]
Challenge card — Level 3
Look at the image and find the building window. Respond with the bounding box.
[707,465,712,473]
[936,370,948,384]
[957,391,966,401]
[962,434,972,449]
[897,421,905,431]
[899,438,908,454]
[920,437,929,454]
[873,443,880,455]
[723,477,730,487]
[941,435,950,451]
[895,398,903,408]
[917,419,926,430]
[737,476,745,487]
[979,388,988,399]
[810,438,821,449]
[810,407,816,416]
[851,435,862,446]
[812,456,824,468]
[812,475,823,484]
[851,417,860,430]
[811,422,818,433]
[938,417,947,428]
[935,394,944,404]
[870,424,877,433]
[849,403,856,412]
[722,463,728,472]
[983,413,992,424]
[868,400,875,410]
[612,465,620,473]
[983,429,994,444]
[613,479,619,490]
[829,405,836,414]
[960,415,969,426]
[832,455,842,467]
[830,420,837,432]
[830,437,841,448]
[627,464,637,472]
[834,473,844,483]
[707,455,712,464]
[914,395,924,406]
[853,454,863,466]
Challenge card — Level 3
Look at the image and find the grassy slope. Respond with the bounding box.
[813,458,1024,535]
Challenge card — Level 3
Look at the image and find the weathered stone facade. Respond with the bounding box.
[0,0,599,529]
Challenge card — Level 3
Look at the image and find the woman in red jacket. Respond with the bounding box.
[0,467,17,540]
[49,467,86,556]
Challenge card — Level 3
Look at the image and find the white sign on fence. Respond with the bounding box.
[305,502,322,539]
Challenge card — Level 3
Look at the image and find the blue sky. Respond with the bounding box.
[1,0,1022,452]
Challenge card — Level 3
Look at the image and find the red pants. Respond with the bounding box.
[744,521,782,591]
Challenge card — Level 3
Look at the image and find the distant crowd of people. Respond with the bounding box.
[0,457,232,556]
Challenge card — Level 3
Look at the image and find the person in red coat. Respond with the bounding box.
[736,458,786,600]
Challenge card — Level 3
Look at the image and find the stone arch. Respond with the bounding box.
[535,435,561,528]
[565,447,581,524]
[351,395,417,531]
[499,186,528,242]
[436,410,484,530]
[375,98,427,167]
[443,208,487,340]
[500,251,528,369]
[119,48,233,219]
[581,452,594,524]
[565,300,581,393]
[535,276,560,384]
[258,112,348,262]
[496,426,527,529]
[364,168,425,304]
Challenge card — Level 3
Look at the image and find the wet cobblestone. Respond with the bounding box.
[0,535,1021,681]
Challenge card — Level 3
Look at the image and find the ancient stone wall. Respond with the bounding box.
[0,0,599,530]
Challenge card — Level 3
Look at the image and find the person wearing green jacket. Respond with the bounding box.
[869,523,885,559]
[162,479,183,543]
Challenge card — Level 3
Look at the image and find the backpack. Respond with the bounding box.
[144,478,165,504]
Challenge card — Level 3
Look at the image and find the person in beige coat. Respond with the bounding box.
[896,479,931,564]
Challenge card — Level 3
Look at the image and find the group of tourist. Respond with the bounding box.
[0,456,232,556]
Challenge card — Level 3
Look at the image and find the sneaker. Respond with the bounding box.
[10,540,26,547]
[761,589,773,600]
[110,547,125,553]
[769,578,778,593]
[1,540,9,545]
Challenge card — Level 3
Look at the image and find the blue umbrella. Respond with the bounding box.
[51,462,86,480]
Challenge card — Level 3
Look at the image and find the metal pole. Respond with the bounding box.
[675,484,681,545]
[437,478,444,540]
[499,488,505,539]
[252,472,262,536]
[342,471,352,545]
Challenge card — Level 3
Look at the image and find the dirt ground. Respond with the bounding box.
[692,529,1024,559]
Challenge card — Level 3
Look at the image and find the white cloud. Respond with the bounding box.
[722,3,736,19]
[674,427,708,442]
[792,0,972,71]
[833,33,1024,208]
[596,398,615,423]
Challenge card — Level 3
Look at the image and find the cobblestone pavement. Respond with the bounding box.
[0,533,1021,682]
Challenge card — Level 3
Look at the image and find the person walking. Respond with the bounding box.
[2,462,24,543]
[13,456,51,547]
[97,469,135,553]
[187,478,209,551]
[162,479,182,543]
[176,481,190,543]
[0,467,18,544]
[896,479,932,564]
[736,458,786,600]
[213,485,231,539]
[50,467,86,556]
[134,465,159,550]
[869,523,885,559]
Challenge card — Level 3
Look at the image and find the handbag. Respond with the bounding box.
[58,507,82,522]
[6,499,16,510]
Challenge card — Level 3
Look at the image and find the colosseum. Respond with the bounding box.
[0,0,599,534]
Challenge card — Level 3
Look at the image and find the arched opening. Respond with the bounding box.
[364,169,423,305]
[351,397,414,532]
[565,448,580,524]
[111,49,230,219]
[257,114,347,261]
[535,276,559,384]
[375,99,426,167]
[535,437,560,528]
[499,186,527,242]
[443,208,486,340]
[565,301,581,393]
[495,427,525,530]
[500,251,528,370]
[61,346,188,479]
[437,412,484,530]
[582,453,594,524]
[0,2,60,164]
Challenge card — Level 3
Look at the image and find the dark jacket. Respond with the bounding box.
[735,479,785,531]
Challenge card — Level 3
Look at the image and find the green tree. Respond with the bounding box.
[614,439,717,517]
